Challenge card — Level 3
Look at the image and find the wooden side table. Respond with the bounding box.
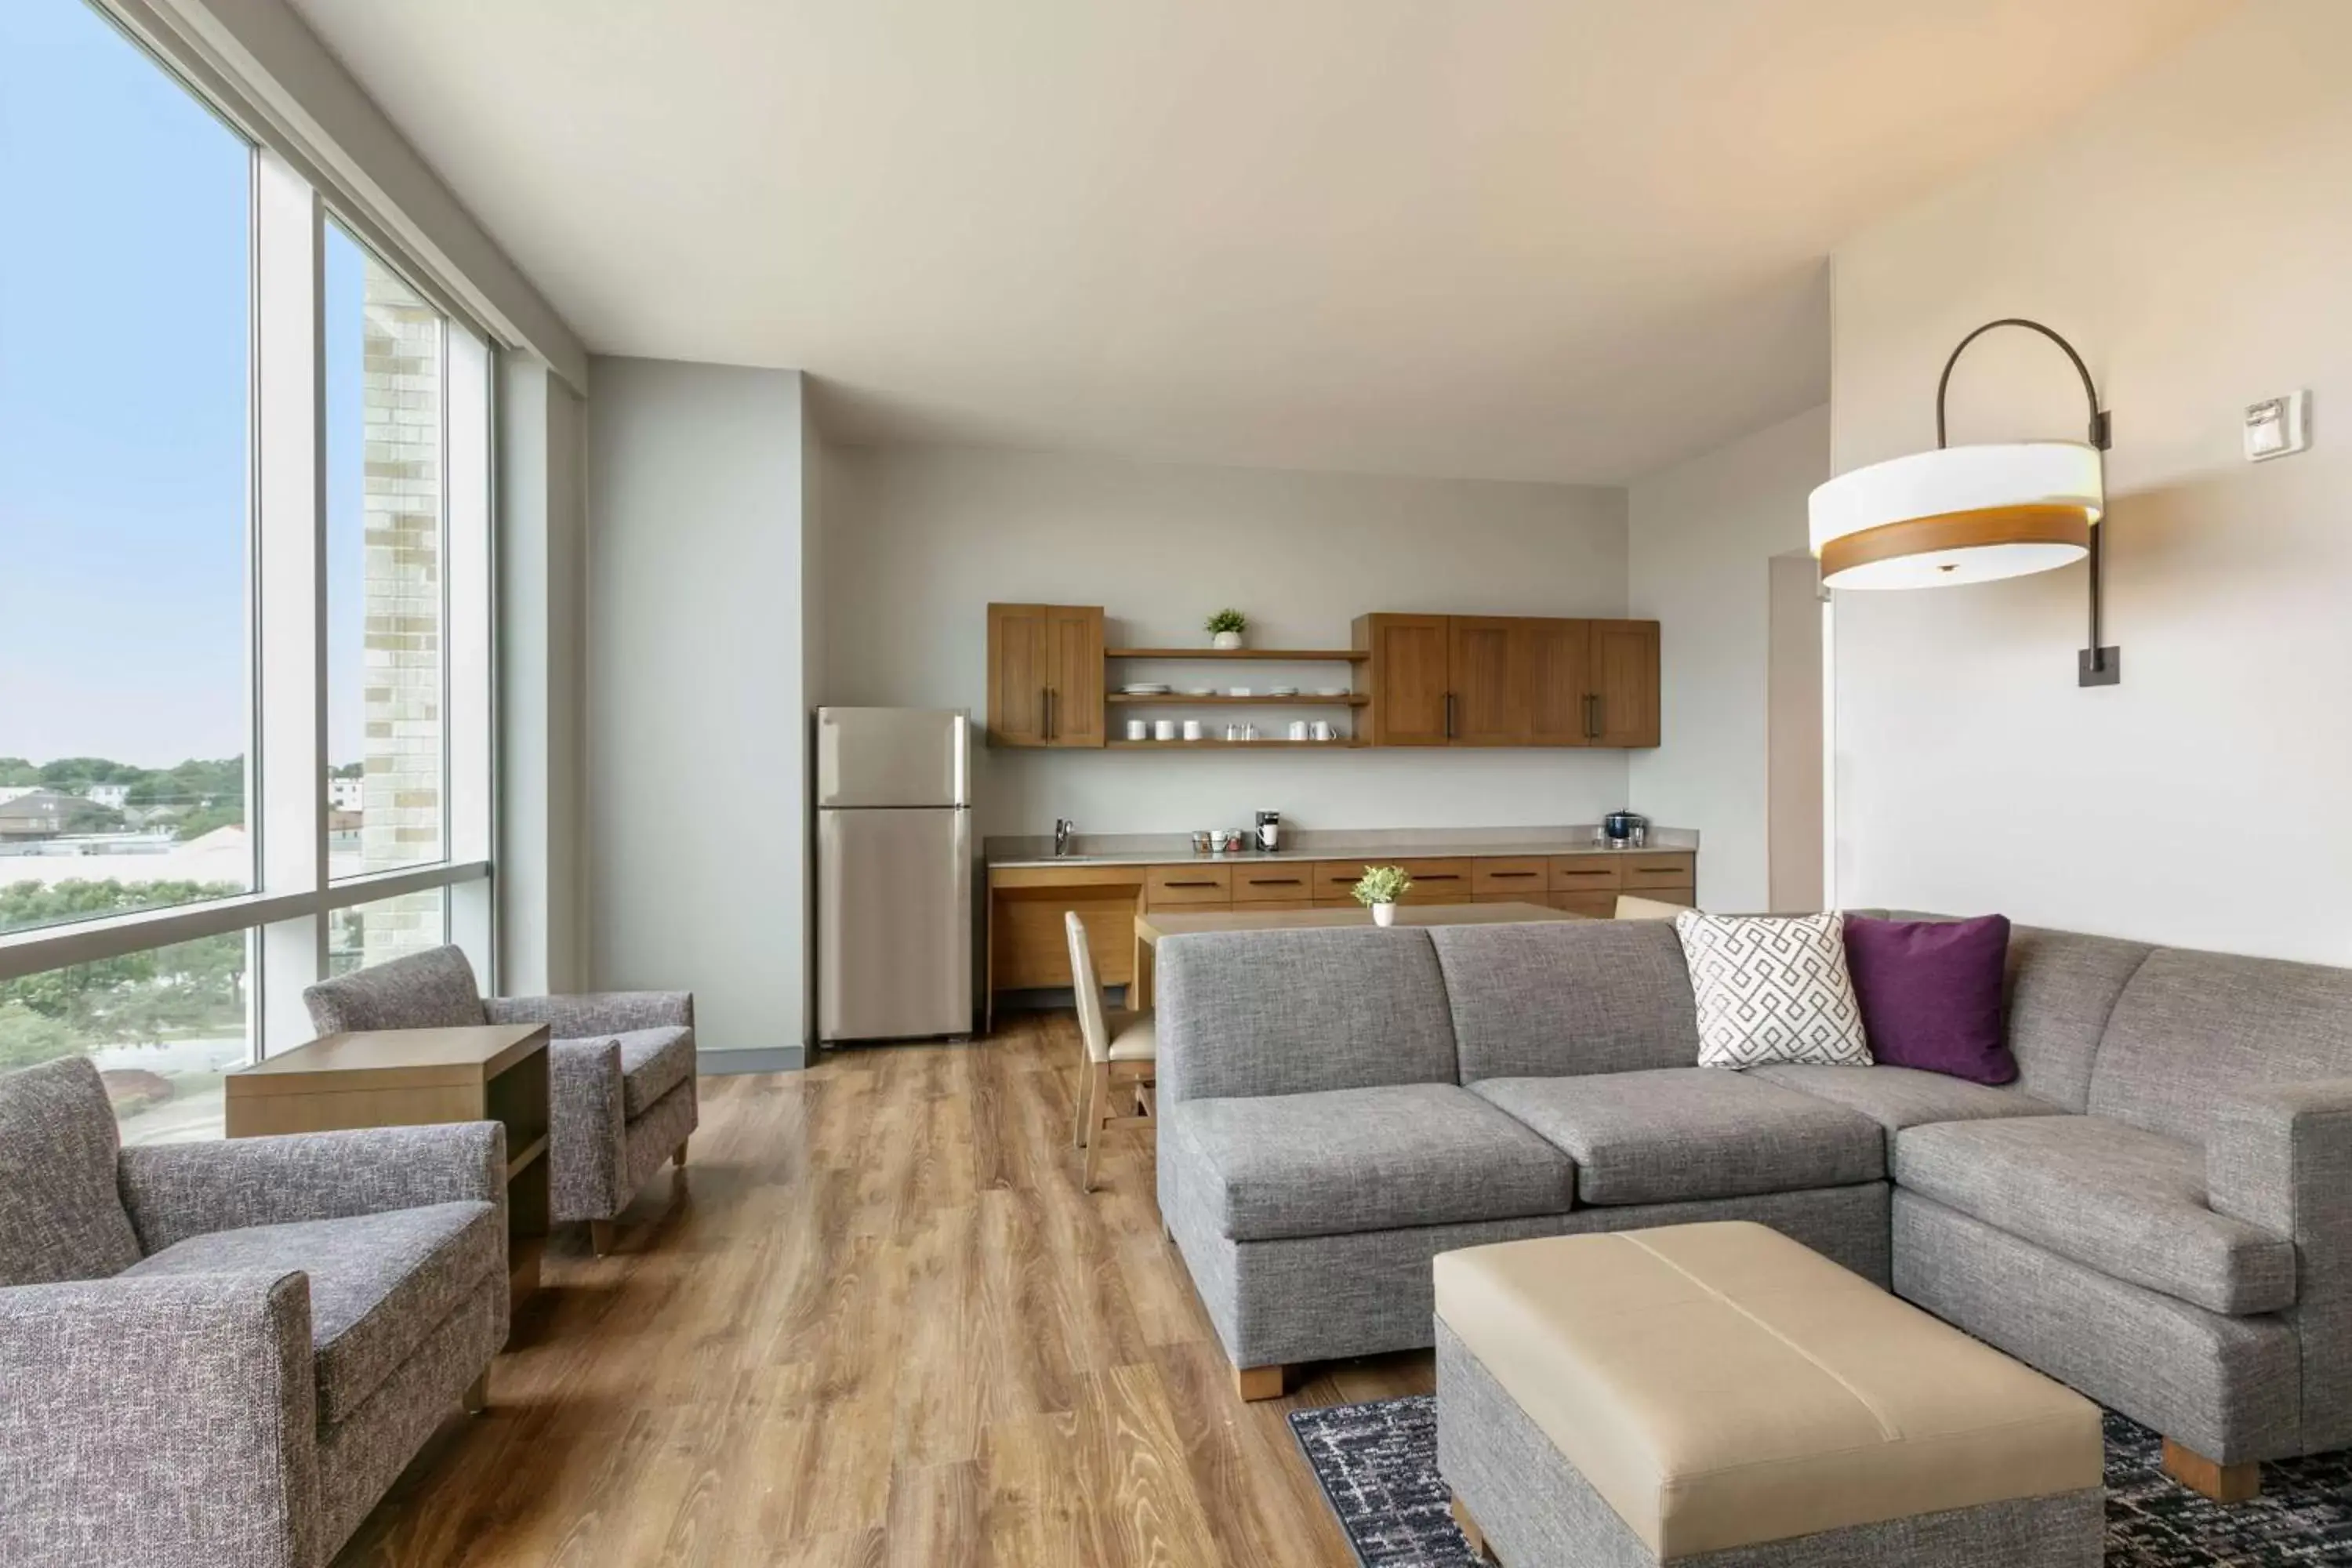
[226,1023,552,1308]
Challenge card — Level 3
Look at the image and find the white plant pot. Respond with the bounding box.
[1372,902,1397,927]
[1211,630,1244,650]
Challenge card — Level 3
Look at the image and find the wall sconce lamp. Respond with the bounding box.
[1808,318,2120,686]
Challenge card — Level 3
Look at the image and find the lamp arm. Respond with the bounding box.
[1933,318,2111,452]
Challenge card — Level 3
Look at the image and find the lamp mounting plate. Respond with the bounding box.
[2078,646,2122,688]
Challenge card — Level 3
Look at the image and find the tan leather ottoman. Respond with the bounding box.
[1433,1221,2103,1566]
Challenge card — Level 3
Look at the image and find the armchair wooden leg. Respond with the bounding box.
[1450,1494,1491,1561]
[1234,1363,1286,1402]
[590,1220,616,1258]
[2162,1437,2260,1502]
[674,1137,689,1168]
[463,1374,488,1415]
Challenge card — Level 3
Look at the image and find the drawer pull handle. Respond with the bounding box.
[1247,878,1303,887]
[1486,871,1538,880]
[1163,880,1221,888]
[1559,869,1610,877]
[1417,874,1461,882]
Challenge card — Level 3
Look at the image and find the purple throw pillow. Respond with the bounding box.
[1842,914,2016,1084]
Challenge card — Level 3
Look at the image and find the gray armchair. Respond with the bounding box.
[303,946,696,1254]
[0,1054,506,1568]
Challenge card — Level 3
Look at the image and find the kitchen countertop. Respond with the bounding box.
[985,824,1699,871]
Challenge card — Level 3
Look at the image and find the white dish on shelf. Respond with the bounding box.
[1120,683,1171,695]
[1267,685,1300,697]
[1317,687,1349,697]
[1229,687,1254,697]
[1182,687,1214,696]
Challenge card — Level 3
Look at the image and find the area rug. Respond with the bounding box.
[1289,1396,2352,1566]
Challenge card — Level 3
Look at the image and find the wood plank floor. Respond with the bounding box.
[335,1013,1432,1566]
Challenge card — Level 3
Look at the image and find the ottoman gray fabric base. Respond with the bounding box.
[1436,1322,2103,1567]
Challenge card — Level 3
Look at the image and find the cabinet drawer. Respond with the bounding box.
[1396,858,1472,904]
[1621,854,1696,891]
[1145,865,1232,907]
[1549,855,1624,891]
[1471,858,1550,896]
[1552,891,1619,919]
[1232,866,1316,903]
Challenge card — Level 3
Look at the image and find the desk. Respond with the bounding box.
[1129,900,1579,1011]
[225,1023,551,1309]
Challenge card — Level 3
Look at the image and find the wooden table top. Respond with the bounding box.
[1135,900,1579,943]
[228,1022,550,1094]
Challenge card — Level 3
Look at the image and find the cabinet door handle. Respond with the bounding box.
[1040,687,1052,741]
[1444,692,1456,739]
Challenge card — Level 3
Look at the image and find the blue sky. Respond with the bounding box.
[2,0,369,771]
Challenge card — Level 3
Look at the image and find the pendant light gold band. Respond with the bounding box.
[1818,503,2092,582]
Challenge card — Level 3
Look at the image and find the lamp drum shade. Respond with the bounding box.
[1809,441,2103,590]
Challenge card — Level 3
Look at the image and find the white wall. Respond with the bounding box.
[1829,0,2352,962]
[822,446,1633,837]
[1626,406,1829,911]
[587,358,812,1054]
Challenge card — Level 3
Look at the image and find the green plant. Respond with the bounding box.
[1203,608,1247,636]
[1352,865,1414,906]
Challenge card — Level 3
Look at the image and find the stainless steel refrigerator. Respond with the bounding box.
[816,707,974,1044]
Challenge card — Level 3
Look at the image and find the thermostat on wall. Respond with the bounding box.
[2244,390,2310,461]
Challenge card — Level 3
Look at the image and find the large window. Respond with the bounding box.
[0,0,254,934]
[0,0,495,1141]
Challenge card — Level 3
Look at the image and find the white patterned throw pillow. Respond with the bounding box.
[1674,910,1871,1069]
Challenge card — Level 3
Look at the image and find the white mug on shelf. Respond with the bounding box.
[1182,720,1204,741]
[1154,719,1178,741]
[1287,720,1310,741]
[1312,720,1338,742]
[1125,719,1148,741]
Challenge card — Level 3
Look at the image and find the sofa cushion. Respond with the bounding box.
[1155,928,1459,1105]
[2089,947,2352,1150]
[122,1198,502,1422]
[1750,1062,2063,1156]
[1426,921,1698,1082]
[1163,1083,1576,1242]
[303,944,488,1035]
[2002,926,2153,1112]
[606,1027,695,1119]
[1893,1116,2296,1316]
[1471,1069,1883,1207]
[0,1056,142,1287]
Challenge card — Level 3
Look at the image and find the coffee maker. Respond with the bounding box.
[1255,811,1282,853]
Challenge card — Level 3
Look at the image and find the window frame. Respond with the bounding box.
[1,3,497,1085]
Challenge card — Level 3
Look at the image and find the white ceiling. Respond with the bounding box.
[287,0,2229,484]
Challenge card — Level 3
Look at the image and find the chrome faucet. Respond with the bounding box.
[1054,818,1076,857]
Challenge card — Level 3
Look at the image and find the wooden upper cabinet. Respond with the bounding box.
[1525,617,1595,746]
[1589,619,1661,748]
[986,603,1104,748]
[1355,613,1453,746]
[1448,617,1528,746]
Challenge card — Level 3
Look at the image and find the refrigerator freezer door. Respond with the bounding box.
[818,806,973,1041]
[816,708,971,808]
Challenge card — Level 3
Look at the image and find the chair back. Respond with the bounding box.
[0,1056,143,1285]
[1065,912,1110,1065]
[303,943,488,1035]
[1613,895,1688,921]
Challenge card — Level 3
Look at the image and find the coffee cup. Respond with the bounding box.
[1182,720,1204,741]
[1126,719,1148,741]
[1287,720,1310,741]
[1154,719,1178,741]
[1312,720,1338,742]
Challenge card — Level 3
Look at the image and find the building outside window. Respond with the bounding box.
[0,0,494,1143]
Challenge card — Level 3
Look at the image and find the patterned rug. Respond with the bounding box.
[1290,1396,2352,1566]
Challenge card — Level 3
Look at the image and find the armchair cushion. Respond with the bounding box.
[0,1056,142,1287]
[302,944,488,1034]
[485,989,694,1037]
[120,1122,504,1256]
[122,1199,501,1425]
[613,1026,695,1118]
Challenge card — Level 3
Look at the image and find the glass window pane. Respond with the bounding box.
[0,2,254,933]
[328,887,448,977]
[2,933,252,1146]
[326,224,445,879]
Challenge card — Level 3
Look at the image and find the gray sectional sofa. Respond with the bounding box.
[1154,915,2352,1487]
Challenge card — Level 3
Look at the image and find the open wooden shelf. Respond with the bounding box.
[1106,738,1363,750]
[1109,692,1368,706]
[1105,647,1370,662]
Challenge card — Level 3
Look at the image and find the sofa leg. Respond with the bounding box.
[2162,1438,2260,1502]
[674,1137,689,1168]
[1450,1494,1492,1561]
[463,1374,488,1415]
[590,1220,616,1258]
[1234,1363,1286,1402]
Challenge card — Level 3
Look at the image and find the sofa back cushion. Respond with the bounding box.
[1428,920,1698,1082]
[2089,946,2352,1147]
[2000,926,2154,1111]
[1154,927,1458,1104]
[0,1056,143,1285]
[303,943,488,1035]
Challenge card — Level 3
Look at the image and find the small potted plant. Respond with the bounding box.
[1352,864,1414,927]
[1205,608,1247,650]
